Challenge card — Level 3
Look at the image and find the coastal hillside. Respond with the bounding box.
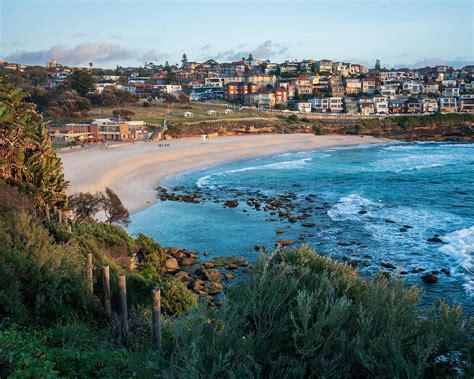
[1,81,473,377]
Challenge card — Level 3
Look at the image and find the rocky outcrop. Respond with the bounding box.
[167,114,474,142]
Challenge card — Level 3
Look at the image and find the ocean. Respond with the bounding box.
[128,141,474,314]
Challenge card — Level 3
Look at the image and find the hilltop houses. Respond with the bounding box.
[2,56,472,116]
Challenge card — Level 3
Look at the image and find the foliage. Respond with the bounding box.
[0,211,97,325]
[287,114,298,122]
[99,87,137,108]
[69,70,95,96]
[312,124,324,135]
[0,179,35,216]
[103,187,130,226]
[0,322,163,378]
[0,78,69,214]
[390,112,474,128]
[162,247,473,377]
[0,246,471,377]
[70,187,130,226]
[69,192,103,223]
[135,233,166,279]
[112,108,135,120]
[44,90,91,121]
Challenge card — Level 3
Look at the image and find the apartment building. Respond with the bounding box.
[344,78,362,95]
[459,94,474,113]
[361,77,377,95]
[224,82,260,102]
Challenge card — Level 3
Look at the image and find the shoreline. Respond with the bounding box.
[61,134,392,215]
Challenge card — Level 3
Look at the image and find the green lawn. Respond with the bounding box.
[87,102,271,125]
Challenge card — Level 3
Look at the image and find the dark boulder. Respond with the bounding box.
[421,273,438,284]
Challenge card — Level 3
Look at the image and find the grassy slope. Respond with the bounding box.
[88,102,273,125]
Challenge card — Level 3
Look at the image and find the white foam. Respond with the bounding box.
[196,175,211,188]
[438,226,474,296]
[195,158,312,188]
[224,158,312,174]
[327,194,381,221]
[372,154,458,173]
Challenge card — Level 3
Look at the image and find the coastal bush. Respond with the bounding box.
[312,125,324,135]
[0,211,97,325]
[163,246,472,377]
[135,233,166,279]
[0,322,163,378]
[391,113,474,128]
[288,114,298,122]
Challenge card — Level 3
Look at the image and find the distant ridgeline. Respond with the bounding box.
[0,79,473,377]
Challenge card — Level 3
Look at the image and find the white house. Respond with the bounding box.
[154,84,182,94]
[328,97,344,113]
[206,109,217,115]
[373,96,389,114]
[183,111,194,118]
[223,109,233,115]
[442,87,460,97]
[402,80,423,95]
[297,102,312,113]
[310,97,330,112]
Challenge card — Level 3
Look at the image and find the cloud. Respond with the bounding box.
[210,40,290,62]
[199,44,212,52]
[141,50,169,63]
[3,42,168,66]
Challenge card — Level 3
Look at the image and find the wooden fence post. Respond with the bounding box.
[102,266,111,318]
[118,275,128,334]
[87,254,93,294]
[152,288,162,349]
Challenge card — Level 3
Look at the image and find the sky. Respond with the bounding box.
[1,0,473,68]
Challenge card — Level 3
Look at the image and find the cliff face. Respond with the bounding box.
[169,117,474,142]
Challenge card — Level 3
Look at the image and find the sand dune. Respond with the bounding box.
[61,134,389,214]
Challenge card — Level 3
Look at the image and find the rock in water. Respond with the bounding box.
[275,239,296,246]
[224,199,239,208]
[421,274,438,284]
[427,237,444,243]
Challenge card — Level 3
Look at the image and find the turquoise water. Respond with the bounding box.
[129,142,474,313]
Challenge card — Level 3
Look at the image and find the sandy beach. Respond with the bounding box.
[61,134,389,214]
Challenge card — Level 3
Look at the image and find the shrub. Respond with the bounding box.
[163,246,473,377]
[135,233,166,279]
[0,322,163,378]
[288,114,298,122]
[312,125,323,135]
[0,212,97,325]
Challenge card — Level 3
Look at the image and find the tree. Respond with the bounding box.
[375,59,381,71]
[181,53,188,68]
[89,62,93,69]
[0,78,69,215]
[70,70,95,96]
[69,192,103,223]
[177,93,190,108]
[102,187,130,225]
[162,93,176,110]
[112,109,135,121]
